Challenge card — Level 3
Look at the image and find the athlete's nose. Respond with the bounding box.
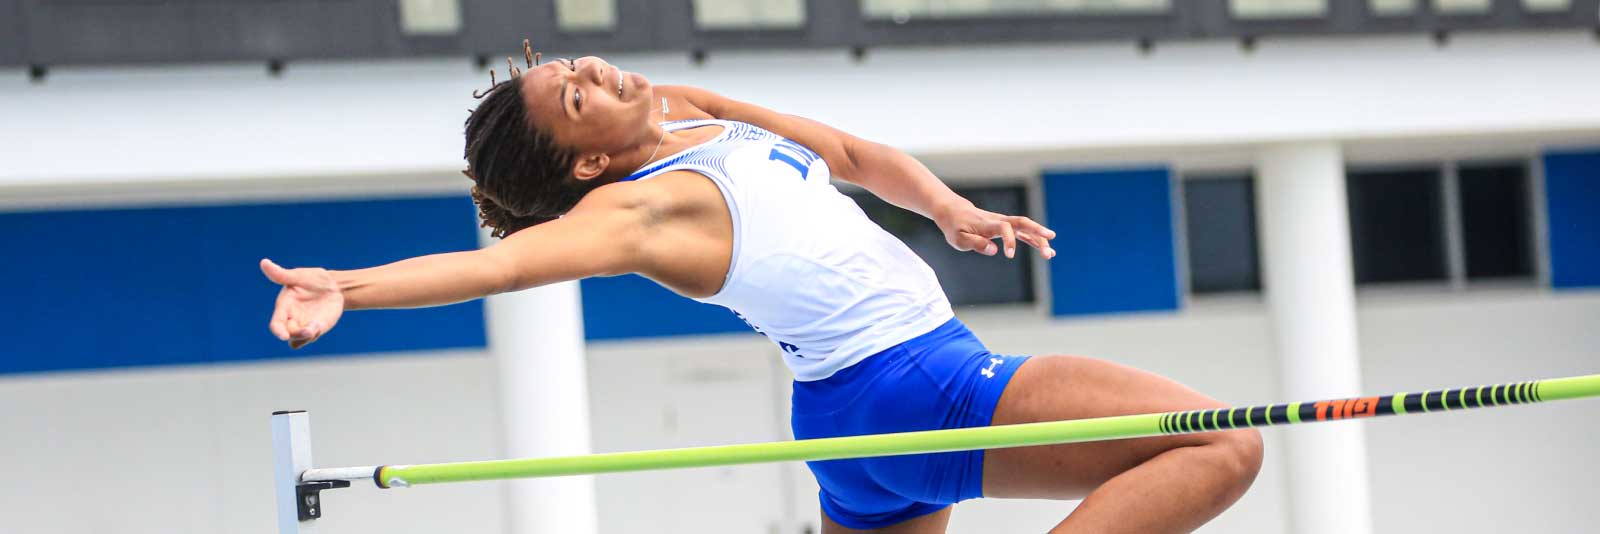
[578,56,607,85]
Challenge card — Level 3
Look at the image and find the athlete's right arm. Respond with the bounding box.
[261,184,649,348]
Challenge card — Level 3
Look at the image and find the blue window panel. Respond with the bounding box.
[580,274,752,340]
[0,207,212,373]
[1544,150,1600,289]
[1042,168,1180,316]
[0,196,486,375]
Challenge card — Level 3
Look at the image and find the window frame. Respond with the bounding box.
[844,179,1042,309]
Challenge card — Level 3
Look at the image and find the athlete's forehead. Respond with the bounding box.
[521,61,569,123]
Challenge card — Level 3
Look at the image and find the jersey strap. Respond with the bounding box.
[621,120,728,182]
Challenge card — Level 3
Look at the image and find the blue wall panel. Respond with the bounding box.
[580,274,751,340]
[1042,168,1180,316]
[1544,150,1600,289]
[0,196,486,375]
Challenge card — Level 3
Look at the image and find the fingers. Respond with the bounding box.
[260,258,299,286]
[1009,216,1056,259]
[1010,216,1056,240]
[269,306,291,341]
[990,219,1018,259]
[286,320,322,350]
[1015,232,1054,259]
[965,218,1017,258]
[953,231,998,255]
[288,321,321,350]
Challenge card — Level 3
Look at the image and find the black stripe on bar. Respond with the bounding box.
[1444,389,1463,410]
[1512,382,1526,404]
[1231,408,1249,429]
[1462,387,1482,409]
[1404,393,1425,413]
[1187,411,1202,432]
[1424,390,1447,411]
[1269,404,1290,425]
[1249,406,1269,427]
[1375,395,1396,416]
[1492,384,1507,406]
[1535,381,1543,402]
[1204,410,1219,431]
[1297,402,1317,422]
[1159,413,1168,433]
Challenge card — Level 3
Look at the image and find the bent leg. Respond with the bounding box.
[983,355,1263,534]
[820,506,951,534]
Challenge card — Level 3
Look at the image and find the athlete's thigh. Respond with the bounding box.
[982,355,1230,499]
[821,506,952,534]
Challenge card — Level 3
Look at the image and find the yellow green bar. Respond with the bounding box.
[351,373,1600,488]
[380,413,1167,486]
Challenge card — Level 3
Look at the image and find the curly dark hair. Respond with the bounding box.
[462,44,592,239]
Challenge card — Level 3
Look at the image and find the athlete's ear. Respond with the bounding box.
[573,153,610,181]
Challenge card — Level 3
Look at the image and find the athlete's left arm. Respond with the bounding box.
[662,85,1054,259]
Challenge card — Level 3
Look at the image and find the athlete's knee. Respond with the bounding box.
[1211,428,1264,487]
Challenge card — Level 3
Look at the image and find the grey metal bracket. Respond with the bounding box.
[296,480,351,521]
[273,410,347,534]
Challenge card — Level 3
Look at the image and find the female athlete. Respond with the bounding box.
[261,46,1262,534]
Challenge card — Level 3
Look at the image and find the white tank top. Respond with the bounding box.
[622,119,955,381]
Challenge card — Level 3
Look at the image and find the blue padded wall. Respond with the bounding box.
[0,196,486,374]
[1543,150,1600,289]
[1042,168,1180,316]
[579,275,751,341]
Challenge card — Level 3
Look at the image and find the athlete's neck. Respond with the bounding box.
[605,117,723,180]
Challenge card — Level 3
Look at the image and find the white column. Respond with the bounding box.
[481,231,598,534]
[1254,142,1373,534]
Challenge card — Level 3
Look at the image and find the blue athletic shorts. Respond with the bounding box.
[789,317,1030,530]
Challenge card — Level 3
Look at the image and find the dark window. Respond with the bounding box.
[848,186,1035,306]
[1347,169,1448,284]
[1458,163,1533,280]
[862,0,1171,20]
[1183,176,1261,294]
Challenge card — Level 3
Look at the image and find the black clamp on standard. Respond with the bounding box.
[296,480,351,521]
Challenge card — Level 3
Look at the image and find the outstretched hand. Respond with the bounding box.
[260,258,345,349]
[934,201,1056,260]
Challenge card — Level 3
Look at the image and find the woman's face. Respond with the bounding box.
[521,55,655,164]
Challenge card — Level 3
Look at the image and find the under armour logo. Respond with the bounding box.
[979,357,1004,379]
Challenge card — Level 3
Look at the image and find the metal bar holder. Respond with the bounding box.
[272,411,350,533]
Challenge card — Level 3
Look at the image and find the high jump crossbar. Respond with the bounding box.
[272,373,1600,533]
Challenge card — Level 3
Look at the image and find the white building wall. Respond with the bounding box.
[0,350,507,534]
[0,291,1593,533]
[1,29,1597,534]
[4,31,1600,191]
[581,290,1600,534]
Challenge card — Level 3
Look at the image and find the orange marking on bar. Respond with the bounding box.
[1314,401,1330,421]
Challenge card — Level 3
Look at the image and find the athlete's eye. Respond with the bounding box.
[574,89,583,112]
